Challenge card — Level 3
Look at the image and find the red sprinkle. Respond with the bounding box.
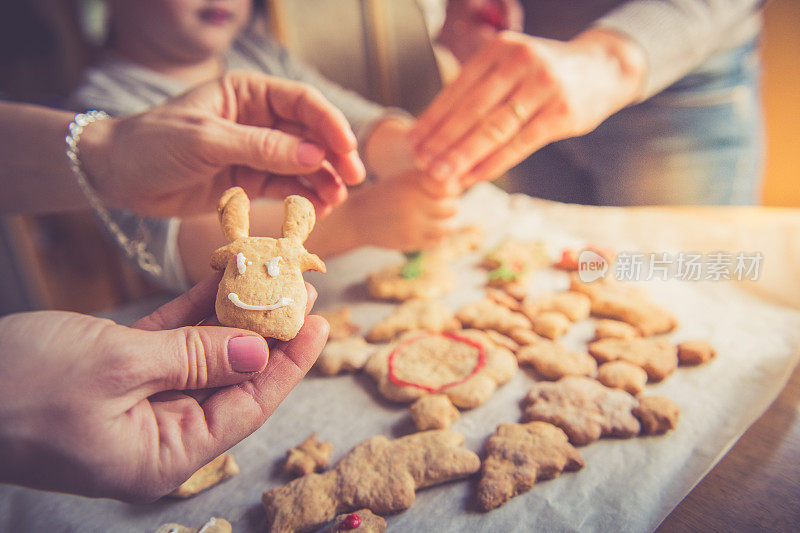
[387,332,487,392]
[340,513,361,530]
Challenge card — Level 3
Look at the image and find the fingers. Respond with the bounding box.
[412,35,506,143]
[132,273,222,331]
[432,76,552,180]
[132,326,270,396]
[194,315,329,449]
[460,98,560,188]
[415,58,527,170]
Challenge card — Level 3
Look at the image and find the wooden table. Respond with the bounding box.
[659,359,800,531]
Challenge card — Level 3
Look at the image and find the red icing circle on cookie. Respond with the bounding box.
[341,513,361,530]
[387,331,486,392]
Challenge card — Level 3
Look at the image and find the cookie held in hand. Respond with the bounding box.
[211,188,325,341]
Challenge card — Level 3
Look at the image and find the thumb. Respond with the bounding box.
[213,121,326,175]
[134,326,270,395]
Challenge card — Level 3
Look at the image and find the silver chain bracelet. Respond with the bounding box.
[65,111,162,276]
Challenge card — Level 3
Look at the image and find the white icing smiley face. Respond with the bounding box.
[230,253,291,311]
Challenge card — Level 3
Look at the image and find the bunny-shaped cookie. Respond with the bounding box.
[211,187,325,340]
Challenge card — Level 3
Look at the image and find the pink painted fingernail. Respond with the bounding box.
[228,336,268,373]
[297,142,325,167]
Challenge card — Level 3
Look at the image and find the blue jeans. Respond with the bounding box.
[505,38,764,206]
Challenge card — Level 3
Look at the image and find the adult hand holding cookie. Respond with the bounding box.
[1,71,365,218]
[0,275,327,502]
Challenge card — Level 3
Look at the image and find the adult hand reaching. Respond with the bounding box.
[0,274,328,502]
[77,70,365,217]
[411,29,646,196]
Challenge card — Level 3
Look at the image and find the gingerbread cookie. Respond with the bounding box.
[318,307,361,340]
[484,329,520,353]
[328,509,386,532]
[410,394,460,431]
[262,430,480,533]
[285,433,334,477]
[169,454,239,498]
[588,338,678,382]
[211,188,326,341]
[456,300,532,336]
[364,330,517,409]
[507,327,542,347]
[633,396,680,435]
[570,275,678,336]
[677,340,716,366]
[521,291,591,323]
[316,337,376,375]
[593,319,640,340]
[367,253,455,301]
[430,225,484,261]
[516,340,597,380]
[482,239,549,287]
[477,422,584,511]
[596,361,648,395]
[366,299,460,343]
[486,287,523,312]
[530,311,572,340]
[156,517,231,533]
[522,376,641,446]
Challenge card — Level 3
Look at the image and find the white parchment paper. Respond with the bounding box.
[2,184,799,533]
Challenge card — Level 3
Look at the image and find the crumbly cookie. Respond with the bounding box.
[593,319,640,340]
[285,434,334,477]
[328,509,387,532]
[410,394,461,431]
[522,376,641,446]
[262,430,480,533]
[677,340,717,366]
[588,338,678,382]
[521,291,591,322]
[364,330,517,409]
[367,254,455,301]
[596,361,648,395]
[530,311,572,340]
[633,396,680,435]
[366,299,460,343]
[315,337,376,375]
[570,275,678,336]
[169,454,239,498]
[318,307,361,340]
[516,340,597,380]
[477,422,584,511]
[156,517,232,533]
[456,300,532,336]
[211,189,326,341]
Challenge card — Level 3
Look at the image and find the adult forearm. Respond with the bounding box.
[594,0,763,99]
[0,103,90,214]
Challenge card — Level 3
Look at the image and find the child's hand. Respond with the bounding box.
[349,171,460,251]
